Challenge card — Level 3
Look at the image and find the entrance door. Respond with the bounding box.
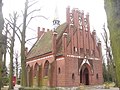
[83,67,89,85]
[80,67,89,85]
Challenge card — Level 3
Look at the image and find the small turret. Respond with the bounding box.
[53,6,60,31]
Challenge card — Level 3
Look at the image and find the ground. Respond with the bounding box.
[1,85,119,90]
[86,85,119,90]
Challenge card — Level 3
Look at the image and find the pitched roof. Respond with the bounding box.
[27,23,67,59]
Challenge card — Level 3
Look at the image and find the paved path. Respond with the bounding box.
[1,85,21,90]
[1,86,8,90]
[14,85,21,90]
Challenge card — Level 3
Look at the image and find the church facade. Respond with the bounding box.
[26,7,103,87]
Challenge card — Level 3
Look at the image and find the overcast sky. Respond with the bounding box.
[2,0,107,65]
[3,0,107,40]
[3,0,106,31]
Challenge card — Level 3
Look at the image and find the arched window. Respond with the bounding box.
[58,67,61,74]
[34,63,39,77]
[72,73,75,81]
[27,65,31,72]
[44,60,49,76]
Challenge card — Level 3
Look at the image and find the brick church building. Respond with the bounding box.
[26,7,103,87]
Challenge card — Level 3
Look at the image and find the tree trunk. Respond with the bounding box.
[0,0,4,89]
[20,0,28,86]
[21,41,27,86]
[3,31,7,67]
[9,13,16,90]
[104,0,120,87]
[9,46,14,89]
[15,53,18,84]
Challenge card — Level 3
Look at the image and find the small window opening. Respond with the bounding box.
[74,47,78,53]
[58,67,61,74]
[96,73,99,79]
[80,48,84,54]
[72,73,75,80]
[74,47,75,52]
[86,49,89,55]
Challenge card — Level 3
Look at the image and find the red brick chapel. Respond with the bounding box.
[26,7,103,87]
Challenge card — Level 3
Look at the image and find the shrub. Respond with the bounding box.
[2,77,9,86]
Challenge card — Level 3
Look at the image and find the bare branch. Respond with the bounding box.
[26,15,48,27]
[18,23,23,29]
[103,26,108,43]
[5,18,22,42]
[27,27,36,31]
[7,45,11,50]
[7,22,22,38]
[4,23,12,37]
[101,33,106,43]
[9,12,22,35]
[9,14,14,23]
[7,36,12,42]
[15,25,22,35]
[27,8,41,17]
[7,48,10,54]
[28,1,38,9]
[21,10,24,17]
[25,37,37,43]
[7,40,12,46]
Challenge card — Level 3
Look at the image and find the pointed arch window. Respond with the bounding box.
[34,63,39,77]
[44,60,49,76]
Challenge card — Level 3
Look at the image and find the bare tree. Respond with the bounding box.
[14,51,19,84]
[3,28,7,71]
[6,0,47,86]
[5,12,18,89]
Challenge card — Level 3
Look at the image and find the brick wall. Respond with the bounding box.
[56,57,65,86]
[26,7,103,87]
[62,7,103,86]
